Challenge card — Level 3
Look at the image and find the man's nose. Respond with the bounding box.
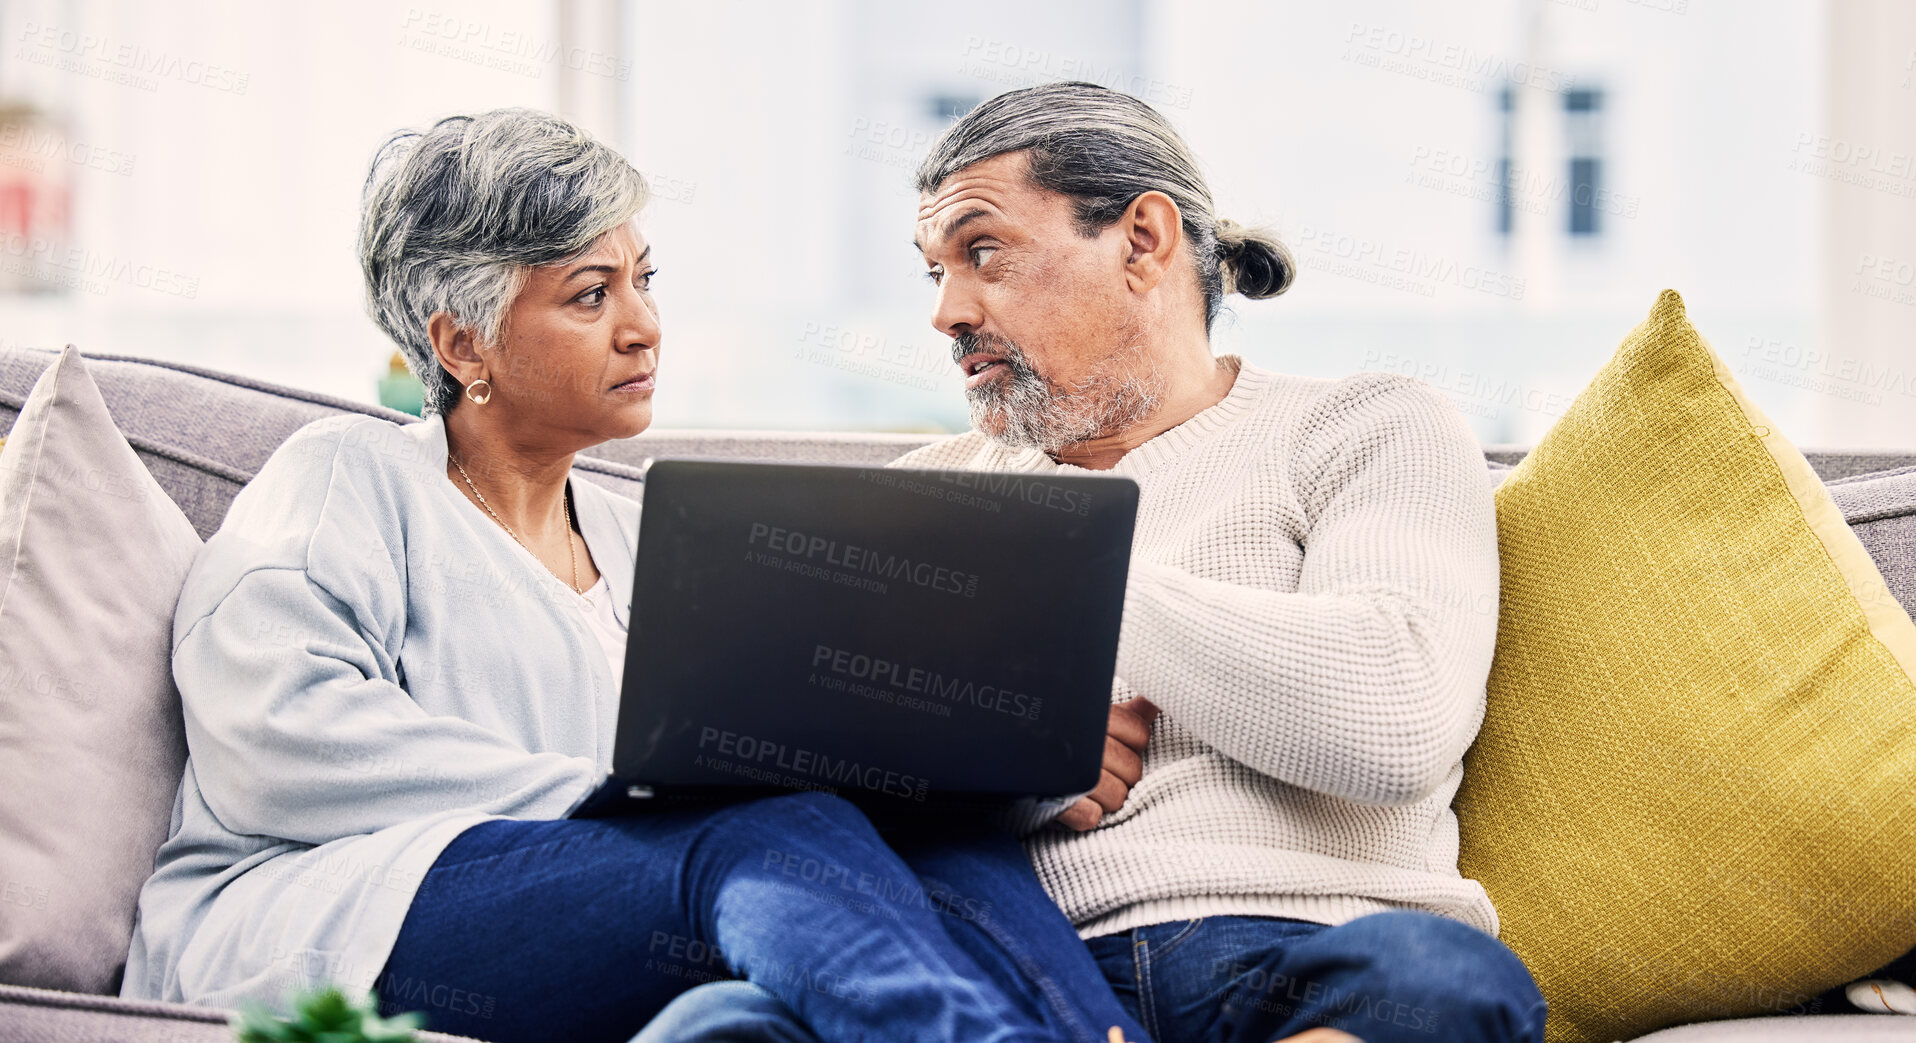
[930,278,984,339]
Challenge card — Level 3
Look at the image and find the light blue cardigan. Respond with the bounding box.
[122,412,638,1008]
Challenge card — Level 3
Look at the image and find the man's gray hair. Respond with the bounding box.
[358,108,649,416]
[916,82,1292,330]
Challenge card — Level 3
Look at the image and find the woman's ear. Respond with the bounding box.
[1120,191,1184,295]
[427,312,484,387]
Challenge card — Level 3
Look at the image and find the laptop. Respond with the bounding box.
[573,459,1139,816]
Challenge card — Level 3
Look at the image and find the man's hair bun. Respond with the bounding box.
[1215,218,1295,300]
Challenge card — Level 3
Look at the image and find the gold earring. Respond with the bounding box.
[465,378,492,405]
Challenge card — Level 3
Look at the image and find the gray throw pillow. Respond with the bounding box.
[0,346,202,993]
[1829,466,1916,623]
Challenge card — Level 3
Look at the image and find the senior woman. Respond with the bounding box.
[118,109,1148,1043]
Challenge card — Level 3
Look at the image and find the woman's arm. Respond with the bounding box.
[176,563,601,845]
[172,417,602,845]
[1114,376,1501,807]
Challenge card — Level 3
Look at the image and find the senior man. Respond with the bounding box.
[893,81,1547,1043]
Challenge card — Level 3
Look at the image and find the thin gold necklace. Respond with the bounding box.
[449,453,583,595]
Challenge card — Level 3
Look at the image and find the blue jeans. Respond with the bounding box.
[375,792,1147,1043]
[1081,913,1546,1043]
[630,982,815,1043]
[629,911,1549,1043]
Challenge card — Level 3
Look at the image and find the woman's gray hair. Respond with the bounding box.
[358,108,649,416]
[916,82,1292,330]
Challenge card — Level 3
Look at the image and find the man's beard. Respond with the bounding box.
[952,332,1164,454]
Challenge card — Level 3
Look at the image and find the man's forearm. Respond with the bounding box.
[1116,559,1494,806]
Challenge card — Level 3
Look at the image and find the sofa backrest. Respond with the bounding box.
[0,350,646,539]
[3,347,1913,540]
[588,432,1916,484]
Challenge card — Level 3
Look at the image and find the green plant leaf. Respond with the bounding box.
[228,987,422,1043]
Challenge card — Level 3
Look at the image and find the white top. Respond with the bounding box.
[892,356,1504,940]
[125,413,639,1009]
[569,572,628,684]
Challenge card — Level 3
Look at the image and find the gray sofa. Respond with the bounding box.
[0,347,1911,1043]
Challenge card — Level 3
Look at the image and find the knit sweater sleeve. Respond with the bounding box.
[1114,374,1500,806]
[173,422,602,845]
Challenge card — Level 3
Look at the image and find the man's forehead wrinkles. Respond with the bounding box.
[918,168,1017,214]
[916,182,1003,251]
[926,206,991,247]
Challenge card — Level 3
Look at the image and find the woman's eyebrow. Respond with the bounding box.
[564,246,649,282]
[564,263,618,282]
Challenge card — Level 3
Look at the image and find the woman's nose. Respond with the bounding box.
[619,289,662,352]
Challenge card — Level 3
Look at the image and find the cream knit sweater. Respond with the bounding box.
[892,356,1503,939]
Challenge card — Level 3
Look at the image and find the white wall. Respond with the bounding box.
[0,0,1895,448]
[1150,0,1823,444]
[0,0,575,399]
[1816,0,1916,450]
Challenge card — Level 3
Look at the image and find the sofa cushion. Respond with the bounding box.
[1454,291,1916,1043]
[0,347,202,994]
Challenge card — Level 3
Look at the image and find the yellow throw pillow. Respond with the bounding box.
[1456,290,1916,1043]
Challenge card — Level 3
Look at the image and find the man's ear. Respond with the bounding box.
[1120,191,1183,295]
[427,311,485,388]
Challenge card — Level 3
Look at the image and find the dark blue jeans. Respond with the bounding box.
[1083,913,1546,1043]
[376,792,1147,1043]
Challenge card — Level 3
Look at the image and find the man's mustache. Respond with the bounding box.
[950,332,1032,378]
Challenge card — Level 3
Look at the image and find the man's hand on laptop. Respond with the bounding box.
[1057,698,1159,831]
